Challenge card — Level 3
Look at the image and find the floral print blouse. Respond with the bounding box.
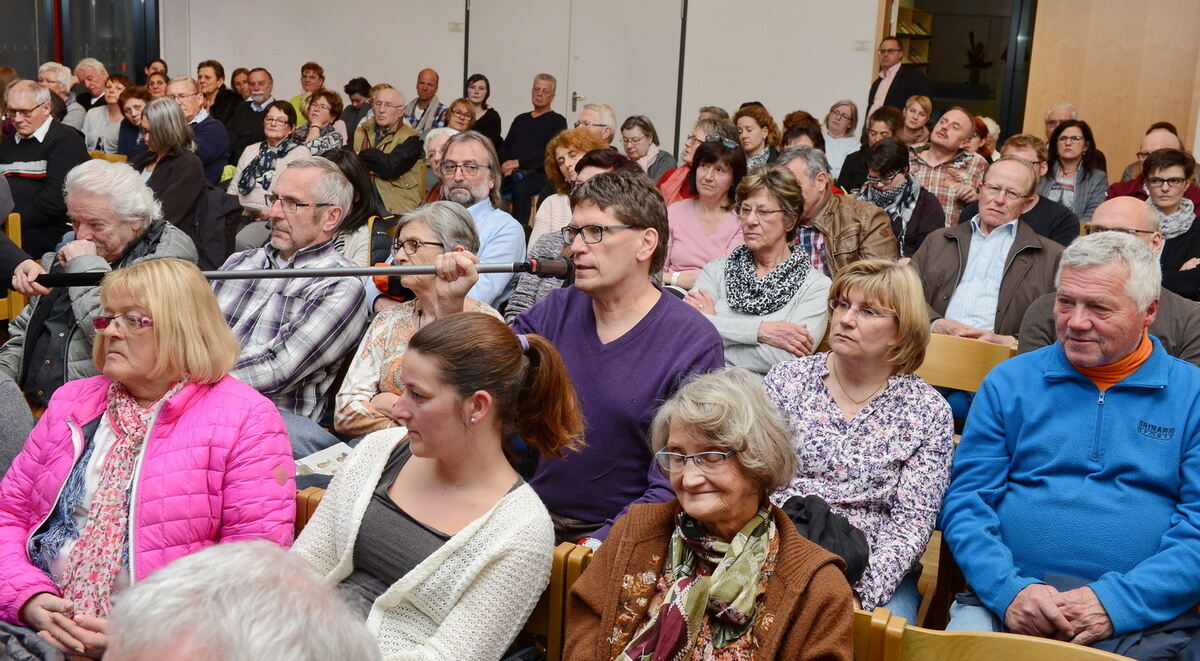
[762,353,954,609]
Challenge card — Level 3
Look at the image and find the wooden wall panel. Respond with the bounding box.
[1023,0,1200,181]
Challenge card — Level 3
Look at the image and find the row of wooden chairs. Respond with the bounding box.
[1,213,26,322]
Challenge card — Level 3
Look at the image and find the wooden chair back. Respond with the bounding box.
[88,151,127,163]
[854,608,892,661]
[914,334,1016,393]
[884,620,1131,661]
[1,213,26,321]
[293,486,326,538]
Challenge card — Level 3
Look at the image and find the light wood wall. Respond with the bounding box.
[1023,0,1200,181]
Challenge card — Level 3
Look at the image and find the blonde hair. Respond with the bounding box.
[827,259,929,374]
[94,258,239,384]
[650,368,796,493]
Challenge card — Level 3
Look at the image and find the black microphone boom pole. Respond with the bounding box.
[33,257,574,288]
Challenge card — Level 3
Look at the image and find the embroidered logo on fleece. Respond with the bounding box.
[1137,421,1175,440]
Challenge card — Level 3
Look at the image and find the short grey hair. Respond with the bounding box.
[396,200,480,253]
[1056,231,1161,312]
[1044,103,1078,121]
[143,97,194,156]
[582,103,617,129]
[38,62,71,92]
[63,159,161,230]
[695,117,737,143]
[533,73,557,92]
[74,57,107,77]
[441,130,503,208]
[6,80,51,108]
[777,145,832,176]
[105,541,380,661]
[423,126,459,151]
[282,156,354,215]
[650,368,797,493]
[166,76,199,94]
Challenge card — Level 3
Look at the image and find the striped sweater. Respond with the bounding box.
[0,120,89,258]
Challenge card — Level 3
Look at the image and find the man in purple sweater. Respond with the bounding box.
[437,171,724,544]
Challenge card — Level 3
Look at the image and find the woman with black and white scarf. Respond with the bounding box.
[856,138,945,257]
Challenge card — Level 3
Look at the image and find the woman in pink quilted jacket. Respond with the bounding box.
[0,258,296,658]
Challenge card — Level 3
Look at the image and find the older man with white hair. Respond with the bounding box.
[0,80,91,259]
[36,62,85,130]
[0,159,198,406]
[943,230,1200,655]
[575,103,616,146]
[72,57,108,110]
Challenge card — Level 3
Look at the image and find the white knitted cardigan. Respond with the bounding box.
[292,428,555,660]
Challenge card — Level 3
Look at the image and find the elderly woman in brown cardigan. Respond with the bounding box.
[564,368,853,661]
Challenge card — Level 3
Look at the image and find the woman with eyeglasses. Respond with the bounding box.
[1142,148,1200,300]
[837,106,902,193]
[822,100,860,181]
[763,259,953,620]
[565,367,854,661]
[334,202,502,437]
[733,104,781,171]
[657,117,739,206]
[296,88,348,154]
[0,258,295,658]
[228,101,309,247]
[527,128,609,249]
[444,98,476,133]
[684,165,831,376]
[1039,119,1108,222]
[854,138,944,257]
[663,140,747,291]
[620,115,675,183]
[300,312,583,660]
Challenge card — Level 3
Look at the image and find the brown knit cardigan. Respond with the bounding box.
[564,500,855,660]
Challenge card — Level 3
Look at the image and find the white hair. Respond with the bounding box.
[38,62,71,92]
[74,57,107,77]
[63,160,162,230]
[282,156,354,214]
[1044,103,1078,121]
[582,103,617,130]
[6,80,51,108]
[423,126,459,151]
[106,541,380,661]
[1056,231,1161,312]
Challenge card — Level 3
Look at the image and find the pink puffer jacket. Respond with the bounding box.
[0,374,296,624]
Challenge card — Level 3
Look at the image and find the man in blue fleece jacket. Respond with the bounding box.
[942,230,1200,649]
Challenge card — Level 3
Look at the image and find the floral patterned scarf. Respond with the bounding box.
[617,506,776,661]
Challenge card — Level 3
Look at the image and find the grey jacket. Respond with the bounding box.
[1038,164,1108,222]
[0,220,198,391]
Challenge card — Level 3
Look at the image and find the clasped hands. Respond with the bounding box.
[932,318,1017,349]
[1004,584,1113,646]
[20,593,108,659]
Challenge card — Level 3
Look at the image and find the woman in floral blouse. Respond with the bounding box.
[764,259,954,621]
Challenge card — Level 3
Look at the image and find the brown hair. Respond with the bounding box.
[733,104,782,149]
[543,128,610,194]
[1001,133,1048,163]
[1143,148,1196,181]
[734,165,804,242]
[570,171,670,273]
[301,61,324,77]
[447,97,476,129]
[305,88,343,122]
[408,313,583,457]
[118,86,152,109]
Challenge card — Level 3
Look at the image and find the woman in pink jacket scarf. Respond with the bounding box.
[0,258,296,659]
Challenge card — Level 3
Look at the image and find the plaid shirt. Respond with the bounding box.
[909,143,988,225]
[404,103,447,130]
[214,241,367,420]
[796,226,830,277]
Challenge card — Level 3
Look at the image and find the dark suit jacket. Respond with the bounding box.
[868,65,932,111]
[132,150,206,233]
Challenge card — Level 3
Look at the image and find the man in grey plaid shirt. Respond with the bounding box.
[214,156,366,456]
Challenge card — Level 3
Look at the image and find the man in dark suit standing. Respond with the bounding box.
[867,36,931,115]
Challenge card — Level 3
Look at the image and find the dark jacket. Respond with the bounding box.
[1162,218,1200,301]
[226,101,266,165]
[838,147,868,192]
[898,188,945,257]
[868,65,931,111]
[115,119,149,160]
[960,196,1079,248]
[0,121,91,259]
[191,115,231,184]
[209,86,242,127]
[912,219,1064,337]
[133,150,207,233]
[1018,287,1200,367]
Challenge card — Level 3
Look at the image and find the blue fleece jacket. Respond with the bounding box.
[941,336,1200,635]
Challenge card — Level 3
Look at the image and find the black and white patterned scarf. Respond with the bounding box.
[858,173,921,256]
[237,137,303,195]
[723,244,811,316]
[1144,190,1196,240]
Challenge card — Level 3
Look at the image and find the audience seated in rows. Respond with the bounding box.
[81,74,130,153]
[404,68,447,136]
[942,231,1200,656]
[71,58,107,111]
[686,165,832,375]
[166,76,230,184]
[289,61,324,123]
[196,58,241,127]
[766,260,953,620]
[855,137,944,257]
[0,81,90,259]
[909,106,988,224]
[1019,197,1200,366]
[295,312,583,658]
[106,541,380,661]
[334,202,500,437]
[0,258,294,658]
[620,114,674,183]
[838,106,902,193]
[734,103,781,171]
[914,157,1063,347]
[566,368,854,660]
[0,159,198,406]
[657,116,737,207]
[663,139,746,291]
[230,101,308,248]
[213,156,366,456]
[354,84,423,215]
[959,134,1080,248]
[1040,119,1107,222]
[226,67,274,164]
[529,127,609,249]
[779,146,898,277]
[499,74,567,224]
[295,87,348,154]
[131,97,207,232]
[36,62,84,131]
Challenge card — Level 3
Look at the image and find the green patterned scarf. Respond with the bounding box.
[617,505,776,661]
